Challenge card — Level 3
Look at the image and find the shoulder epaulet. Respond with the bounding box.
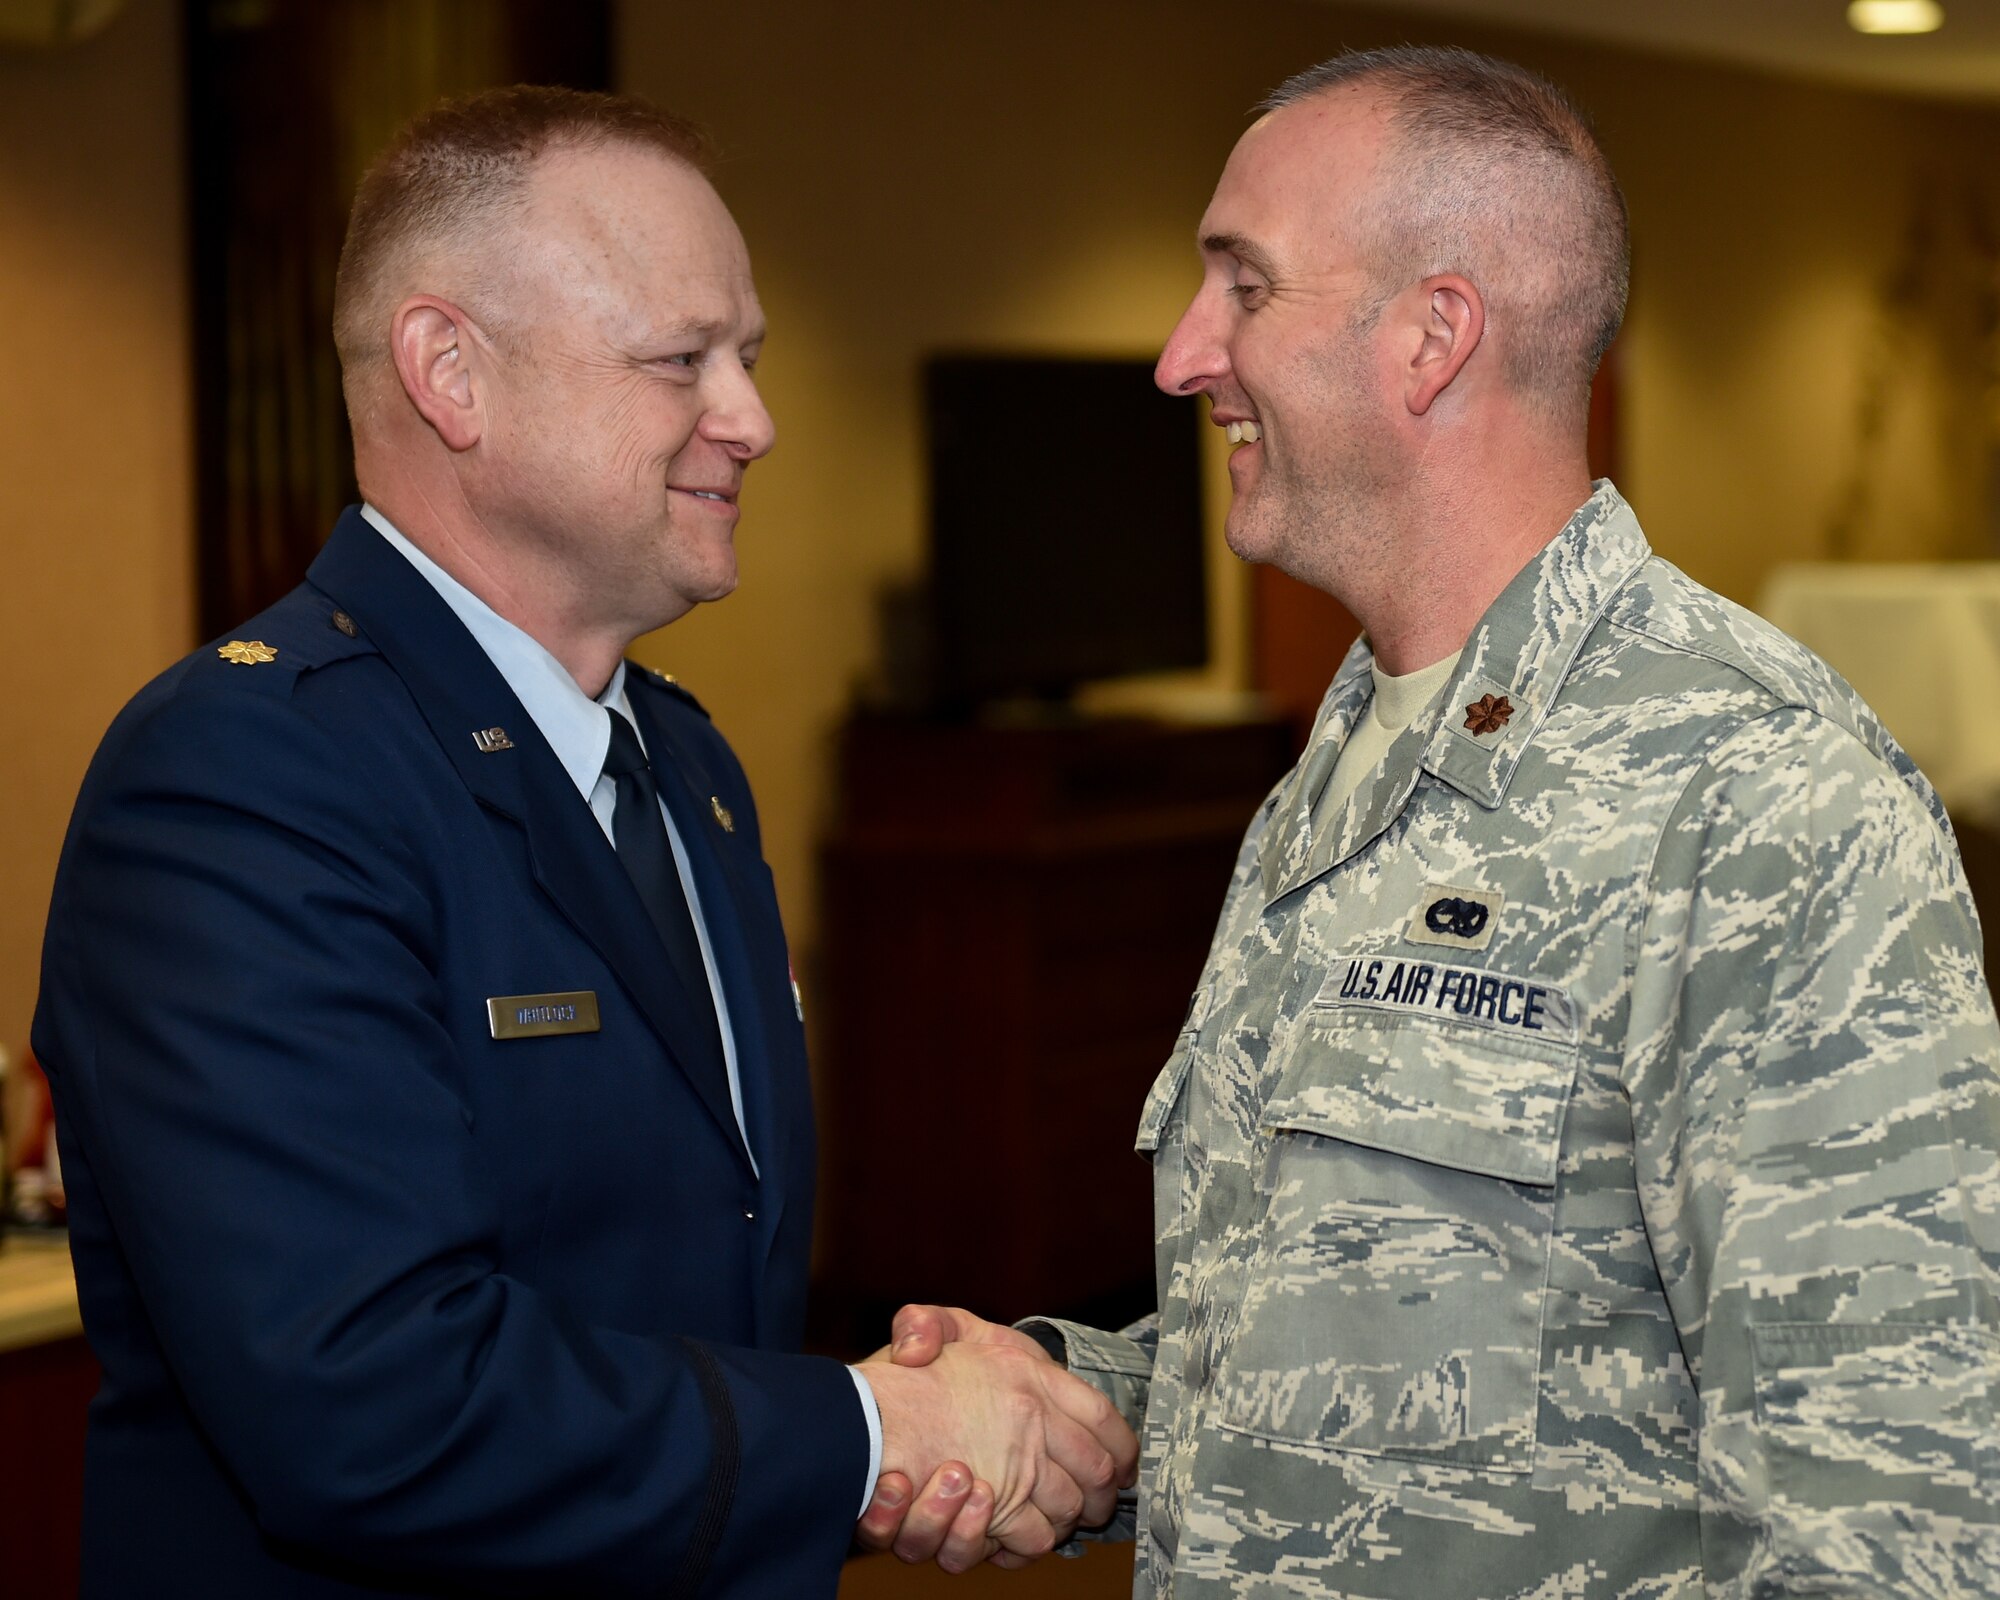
[196,596,376,689]
[630,663,711,721]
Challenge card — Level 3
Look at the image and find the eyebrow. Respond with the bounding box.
[631,314,766,349]
[1202,232,1280,280]
[640,315,729,343]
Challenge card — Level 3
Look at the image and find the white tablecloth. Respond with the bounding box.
[1760,563,2000,827]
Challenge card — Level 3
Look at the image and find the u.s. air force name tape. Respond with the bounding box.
[1316,953,1576,1043]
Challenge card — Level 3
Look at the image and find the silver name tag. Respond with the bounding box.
[487,991,601,1040]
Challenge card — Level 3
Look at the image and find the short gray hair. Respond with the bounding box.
[1262,47,1628,418]
[333,85,712,380]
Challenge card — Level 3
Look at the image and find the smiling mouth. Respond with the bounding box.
[1224,421,1262,445]
[671,486,739,506]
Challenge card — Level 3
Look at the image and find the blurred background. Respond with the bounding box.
[7,0,2000,1592]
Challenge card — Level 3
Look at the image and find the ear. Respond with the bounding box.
[1405,273,1484,418]
[390,297,484,452]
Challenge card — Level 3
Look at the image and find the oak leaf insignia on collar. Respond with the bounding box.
[1464,693,1514,737]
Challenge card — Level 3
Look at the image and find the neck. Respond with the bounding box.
[1348,450,1593,676]
[360,454,637,699]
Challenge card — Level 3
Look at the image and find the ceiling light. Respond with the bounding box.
[1847,0,1944,34]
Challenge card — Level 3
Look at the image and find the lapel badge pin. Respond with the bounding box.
[217,640,278,666]
[330,610,358,638]
[472,727,514,753]
[711,796,735,832]
[1464,693,1514,737]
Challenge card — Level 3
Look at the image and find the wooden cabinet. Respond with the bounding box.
[0,1239,90,1598]
[814,716,1292,1331]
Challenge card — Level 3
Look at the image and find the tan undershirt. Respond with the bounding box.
[1317,649,1463,818]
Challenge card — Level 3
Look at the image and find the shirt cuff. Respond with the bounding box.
[847,1364,885,1518]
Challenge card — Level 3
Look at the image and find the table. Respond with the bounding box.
[0,1231,80,1353]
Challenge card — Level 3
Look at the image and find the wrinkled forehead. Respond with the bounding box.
[510,143,759,335]
[1200,90,1392,264]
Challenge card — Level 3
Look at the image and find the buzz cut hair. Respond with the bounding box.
[332,84,712,394]
[1261,46,1629,420]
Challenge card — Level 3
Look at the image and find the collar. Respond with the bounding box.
[1259,481,1651,903]
[1417,480,1651,809]
[360,504,635,798]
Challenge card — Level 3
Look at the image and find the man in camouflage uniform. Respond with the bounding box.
[861,46,2000,1596]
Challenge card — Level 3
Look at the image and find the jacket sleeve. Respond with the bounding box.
[1012,1314,1156,1545]
[35,675,865,1596]
[1625,705,2000,1597]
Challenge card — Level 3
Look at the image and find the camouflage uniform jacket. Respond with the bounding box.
[1028,484,2000,1598]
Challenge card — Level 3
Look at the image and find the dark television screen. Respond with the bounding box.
[926,355,1208,705]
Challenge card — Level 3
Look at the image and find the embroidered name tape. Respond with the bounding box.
[486,990,602,1040]
[1318,954,1575,1043]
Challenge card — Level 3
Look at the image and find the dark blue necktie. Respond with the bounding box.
[603,709,724,1067]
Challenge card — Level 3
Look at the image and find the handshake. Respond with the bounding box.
[853,1304,1139,1573]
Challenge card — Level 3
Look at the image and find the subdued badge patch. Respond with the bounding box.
[1317,952,1576,1045]
[1406,882,1505,951]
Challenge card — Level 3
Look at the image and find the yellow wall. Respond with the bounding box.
[617,0,2000,968]
[0,0,192,1054]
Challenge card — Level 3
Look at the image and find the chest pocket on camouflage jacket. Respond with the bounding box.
[1216,999,1579,1475]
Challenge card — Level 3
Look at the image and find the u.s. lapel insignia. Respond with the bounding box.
[711,796,735,832]
[217,640,277,666]
[472,727,514,753]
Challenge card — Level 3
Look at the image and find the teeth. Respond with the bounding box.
[692,491,724,501]
[1224,421,1262,445]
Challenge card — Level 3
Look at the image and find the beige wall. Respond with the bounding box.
[617,0,2000,968]
[0,0,192,1053]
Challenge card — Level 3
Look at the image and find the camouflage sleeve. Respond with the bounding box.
[1625,704,2000,1596]
[1014,1313,1157,1546]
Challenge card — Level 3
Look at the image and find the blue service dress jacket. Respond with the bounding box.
[32,507,868,1597]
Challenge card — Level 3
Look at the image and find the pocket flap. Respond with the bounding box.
[1136,983,1211,1152]
[1262,1010,1577,1186]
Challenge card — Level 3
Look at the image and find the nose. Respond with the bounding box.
[1155,287,1228,398]
[702,361,777,462]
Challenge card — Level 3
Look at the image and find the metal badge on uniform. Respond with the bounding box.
[472,727,514,753]
[217,640,277,665]
[1406,883,1505,952]
[710,796,734,832]
[486,990,601,1040]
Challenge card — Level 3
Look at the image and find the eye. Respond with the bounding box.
[1225,280,1267,307]
[662,353,699,369]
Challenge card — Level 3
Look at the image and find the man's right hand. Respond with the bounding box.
[857,1317,1135,1567]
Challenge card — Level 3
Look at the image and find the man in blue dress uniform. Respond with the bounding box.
[33,86,1133,1597]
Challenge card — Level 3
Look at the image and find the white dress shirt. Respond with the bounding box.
[360,505,882,1510]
